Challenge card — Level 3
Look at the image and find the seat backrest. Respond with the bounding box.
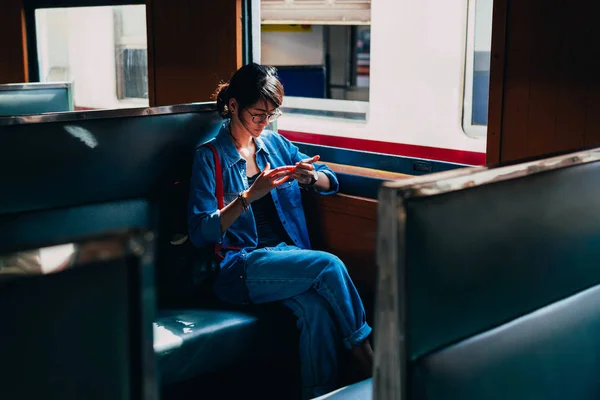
[0,230,158,400]
[0,82,73,116]
[0,103,223,304]
[374,147,600,400]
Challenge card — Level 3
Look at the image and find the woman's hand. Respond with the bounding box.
[292,155,320,185]
[246,163,294,203]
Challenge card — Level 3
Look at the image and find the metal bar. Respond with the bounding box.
[0,229,151,281]
[0,82,72,91]
[383,146,600,198]
[0,101,217,126]
[374,185,406,400]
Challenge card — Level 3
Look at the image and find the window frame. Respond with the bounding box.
[257,0,371,123]
[24,0,145,82]
[113,6,149,102]
[462,0,489,139]
[259,23,371,123]
[261,0,371,25]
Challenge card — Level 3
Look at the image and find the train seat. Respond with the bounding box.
[0,105,301,394]
[374,147,600,399]
[154,306,298,386]
[313,378,372,400]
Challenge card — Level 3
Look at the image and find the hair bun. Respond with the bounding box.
[214,82,231,118]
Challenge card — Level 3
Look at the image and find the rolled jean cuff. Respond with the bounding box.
[343,322,372,350]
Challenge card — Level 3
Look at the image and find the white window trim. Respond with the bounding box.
[462,0,487,139]
[252,0,262,63]
[283,96,368,114]
[262,0,370,25]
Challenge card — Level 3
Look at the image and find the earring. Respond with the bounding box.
[223,105,229,113]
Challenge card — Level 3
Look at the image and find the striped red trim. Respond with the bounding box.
[279,130,486,166]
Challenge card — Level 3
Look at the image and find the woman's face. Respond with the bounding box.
[231,98,278,138]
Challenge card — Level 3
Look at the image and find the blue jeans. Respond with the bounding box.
[245,244,372,399]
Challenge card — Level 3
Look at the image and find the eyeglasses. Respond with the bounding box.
[245,108,282,124]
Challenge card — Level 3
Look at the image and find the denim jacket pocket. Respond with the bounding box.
[276,180,302,208]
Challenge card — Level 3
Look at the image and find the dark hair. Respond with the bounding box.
[214,63,284,119]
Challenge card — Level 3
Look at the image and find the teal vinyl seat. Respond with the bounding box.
[0,104,302,397]
[372,147,600,400]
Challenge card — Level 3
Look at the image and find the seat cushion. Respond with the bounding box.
[312,379,372,400]
[410,284,600,400]
[154,306,299,385]
[154,309,261,384]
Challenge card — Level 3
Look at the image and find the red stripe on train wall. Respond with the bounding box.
[279,130,487,166]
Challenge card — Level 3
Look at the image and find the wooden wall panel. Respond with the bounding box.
[583,3,600,148]
[485,0,508,165]
[554,2,588,152]
[0,0,28,84]
[495,0,534,162]
[303,193,378,292]
[488,0,600,163]
[525,1,561,157]
[146,0,243,106]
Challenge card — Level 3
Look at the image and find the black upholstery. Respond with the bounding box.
[0,200,149,254]
[0,232,157,400]
[155,304,299,386]
[313,379,372,400]
[155,309,263,382]
[411,284,600,400]
[403,160,600,360]
[0,105,300,390]
[375,149,600,399]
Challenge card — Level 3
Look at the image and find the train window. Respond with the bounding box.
[35,5,149,110]
[260,1,370,122]
[462,0,493,137]
[114,6,148,101]
[261,24,370,121]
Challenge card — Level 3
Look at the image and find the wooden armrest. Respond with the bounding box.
[323,161,412,180]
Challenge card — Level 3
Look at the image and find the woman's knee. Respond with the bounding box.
[285,291,335,327]
[313,251,347,273]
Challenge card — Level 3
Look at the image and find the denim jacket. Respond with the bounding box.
[187,122,339,303]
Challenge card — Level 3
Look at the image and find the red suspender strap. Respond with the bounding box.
[203,143,224,256]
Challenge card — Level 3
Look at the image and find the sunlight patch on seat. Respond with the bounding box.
[153,323,184,352]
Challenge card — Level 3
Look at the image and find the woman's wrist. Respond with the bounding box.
[238,192,250,212]
[243,188,256,204]
[308,169,319,186]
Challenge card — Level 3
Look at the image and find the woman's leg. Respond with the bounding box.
[245,245,372,350]
[281,290,339,400]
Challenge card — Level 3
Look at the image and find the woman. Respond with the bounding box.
[188,63,372,399]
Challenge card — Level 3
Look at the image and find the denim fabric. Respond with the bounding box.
[187,122,371,397]
[188,121,338,304]
[246,245,372,399]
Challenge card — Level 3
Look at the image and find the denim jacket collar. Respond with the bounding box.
[215,121,270,169]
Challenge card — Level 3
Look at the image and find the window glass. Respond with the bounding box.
[261,24,370,120]
[35,5,148,110]
[260,0,370,121]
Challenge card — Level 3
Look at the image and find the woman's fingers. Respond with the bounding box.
[299,155,320,164]
[262,162,271,174]
[266,165,295,177]
[295,162,314,171]
[270,169,293,180]
[273,175,291,185]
